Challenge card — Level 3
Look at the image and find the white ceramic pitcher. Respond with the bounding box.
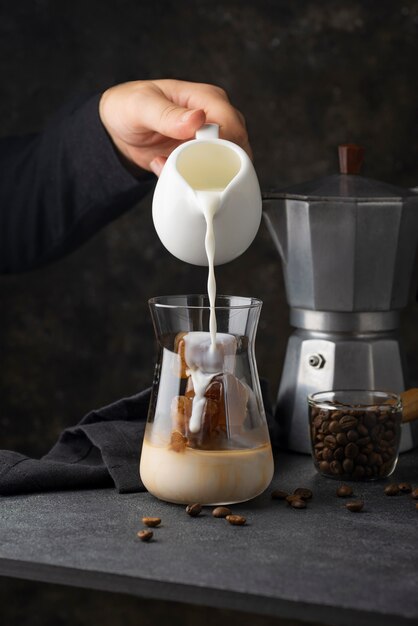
[152,124,262,266]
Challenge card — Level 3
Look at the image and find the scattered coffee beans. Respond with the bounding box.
[186,503,202,517]
[336,484,353,497]
[398,482,412,494]
[293,487,313,500]
[226,514,246,525]
[286,495,302,504]
[384,484,400,496]
[142,517,161,527]
[289,498,306,509]
[271,489,289,500]
[285,494,307,509]
[345,500,364,512]
[212,506,232,518]
[411,488,418,500]
[137,529,153,542]
[310,402,401,481]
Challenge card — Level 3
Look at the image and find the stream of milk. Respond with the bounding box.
[183,189,232,434]
[195,189,222,348]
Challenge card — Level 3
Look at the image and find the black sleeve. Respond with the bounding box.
[0,93,155,273]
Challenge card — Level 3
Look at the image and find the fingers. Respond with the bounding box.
[134,86,207,140]
[154,80,253,158]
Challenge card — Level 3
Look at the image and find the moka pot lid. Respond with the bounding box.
[263,144,418,203]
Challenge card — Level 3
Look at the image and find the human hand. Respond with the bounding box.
[99,79,251,176]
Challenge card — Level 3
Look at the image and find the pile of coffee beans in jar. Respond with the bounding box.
[309,403,401,480]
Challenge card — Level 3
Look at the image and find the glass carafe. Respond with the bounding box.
[140,295,274,505]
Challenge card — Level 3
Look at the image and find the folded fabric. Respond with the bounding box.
[0,381,275,497]
[0,388,151,496]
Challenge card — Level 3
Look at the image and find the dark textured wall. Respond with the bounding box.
[1,0,418,461]
[1,3,418,626]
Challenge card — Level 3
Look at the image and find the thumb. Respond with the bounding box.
[140,92,206,140]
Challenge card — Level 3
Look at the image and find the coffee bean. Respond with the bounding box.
[313,416,323,428]
[346,500,364,512]
[137,529,153,542]
[330,460,343,475]
[356,454,367,466]
[186,503,202,516]
[226,514,246,525]
[371,425,383,439]
[364,413,377,428]
[293,487,313,500]
[368,452,380,466]
[345,443,359,459]
[324,435,337,449]
[337,484,353,497]
[398,482,412,494]
[356,436,371,447]
[323,447,334,462]
[347,430,359,442]
[384,430,396,441]
[352,465,365,480]
[339,415,358,430]
[416,503,418,511]
[357,424,368,437]
[336,432,348,446]
[342,458,354,474]
[289,498,306,509]
[411,488,418,500]
[384,484,400,496]
[333,446,345,461]
[212,506,232,517]
[329,420,341,434]
[142,517,161,527]
[271,489,289,500]
[319,461,330,473]
[286,494,304,504]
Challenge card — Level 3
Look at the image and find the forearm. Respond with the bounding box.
[0,94,155,273]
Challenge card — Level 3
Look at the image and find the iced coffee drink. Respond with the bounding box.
[140,319,274,505]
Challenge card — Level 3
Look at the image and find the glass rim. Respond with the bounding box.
[148,294,263,310]
[308,389,402,411]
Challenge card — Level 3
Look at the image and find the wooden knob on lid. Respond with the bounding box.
[338,144,365,175]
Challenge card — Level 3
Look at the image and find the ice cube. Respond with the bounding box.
[174,332,189,379]
[170,395,192,434]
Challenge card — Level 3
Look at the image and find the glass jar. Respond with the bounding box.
[308,390,402,481]
[140,295,274,505]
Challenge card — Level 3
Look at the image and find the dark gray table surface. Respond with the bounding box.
[1,450,417,626]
